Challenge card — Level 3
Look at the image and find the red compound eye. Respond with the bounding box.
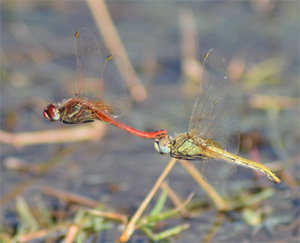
[43,103,59,121]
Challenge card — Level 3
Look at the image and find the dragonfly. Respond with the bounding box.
[43,28,167,139]
[154,49,281,183]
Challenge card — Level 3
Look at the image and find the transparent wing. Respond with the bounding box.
[100,55,128,117]
[194,159,237,185]
[75,28,103,99]
[74,28,127,117]
[188,49,240,154]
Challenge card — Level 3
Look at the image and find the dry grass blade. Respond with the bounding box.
[18,229,52,243]
[179,160,228,211]
[160,181,192,217]
[0,122,106,147]
[248,94,299,110]
[9,20,52,63]
[178,8,202,97]
[86,0,147,102]
[40,186,99,208]
[86,208,128,225]
[64,224,79,243]
[0,146,78,207]
[3,157,41,174]
[136,192,194,229]
[277,170,298,189]
[118,158,177,242]
[64,209,85,243]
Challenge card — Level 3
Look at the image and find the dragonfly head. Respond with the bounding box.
[154,135,170,155]
[43,103,60,122]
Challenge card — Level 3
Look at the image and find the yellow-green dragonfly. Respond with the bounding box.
[154,49,281,183]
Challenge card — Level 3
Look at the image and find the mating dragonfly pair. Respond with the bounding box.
[44,28,280,184]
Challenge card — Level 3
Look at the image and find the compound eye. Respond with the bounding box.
[43,103,60,121]
[154,136,170,154]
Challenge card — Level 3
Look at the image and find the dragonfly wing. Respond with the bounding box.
[195,157,237,184]
[75,28,104,99]
[75,28,127,117]
[188,49,240,154]
[206,100,240,154]
[100,55,128,118]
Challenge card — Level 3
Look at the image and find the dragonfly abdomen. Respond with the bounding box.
[211,148,281,183]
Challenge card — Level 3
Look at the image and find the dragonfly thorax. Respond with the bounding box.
[58,99,96,124]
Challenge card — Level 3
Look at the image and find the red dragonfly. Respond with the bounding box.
[43,28,167,139]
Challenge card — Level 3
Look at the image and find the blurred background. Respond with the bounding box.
[1,1,299,242]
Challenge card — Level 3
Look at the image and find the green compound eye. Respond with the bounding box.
[154,136,170,155]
